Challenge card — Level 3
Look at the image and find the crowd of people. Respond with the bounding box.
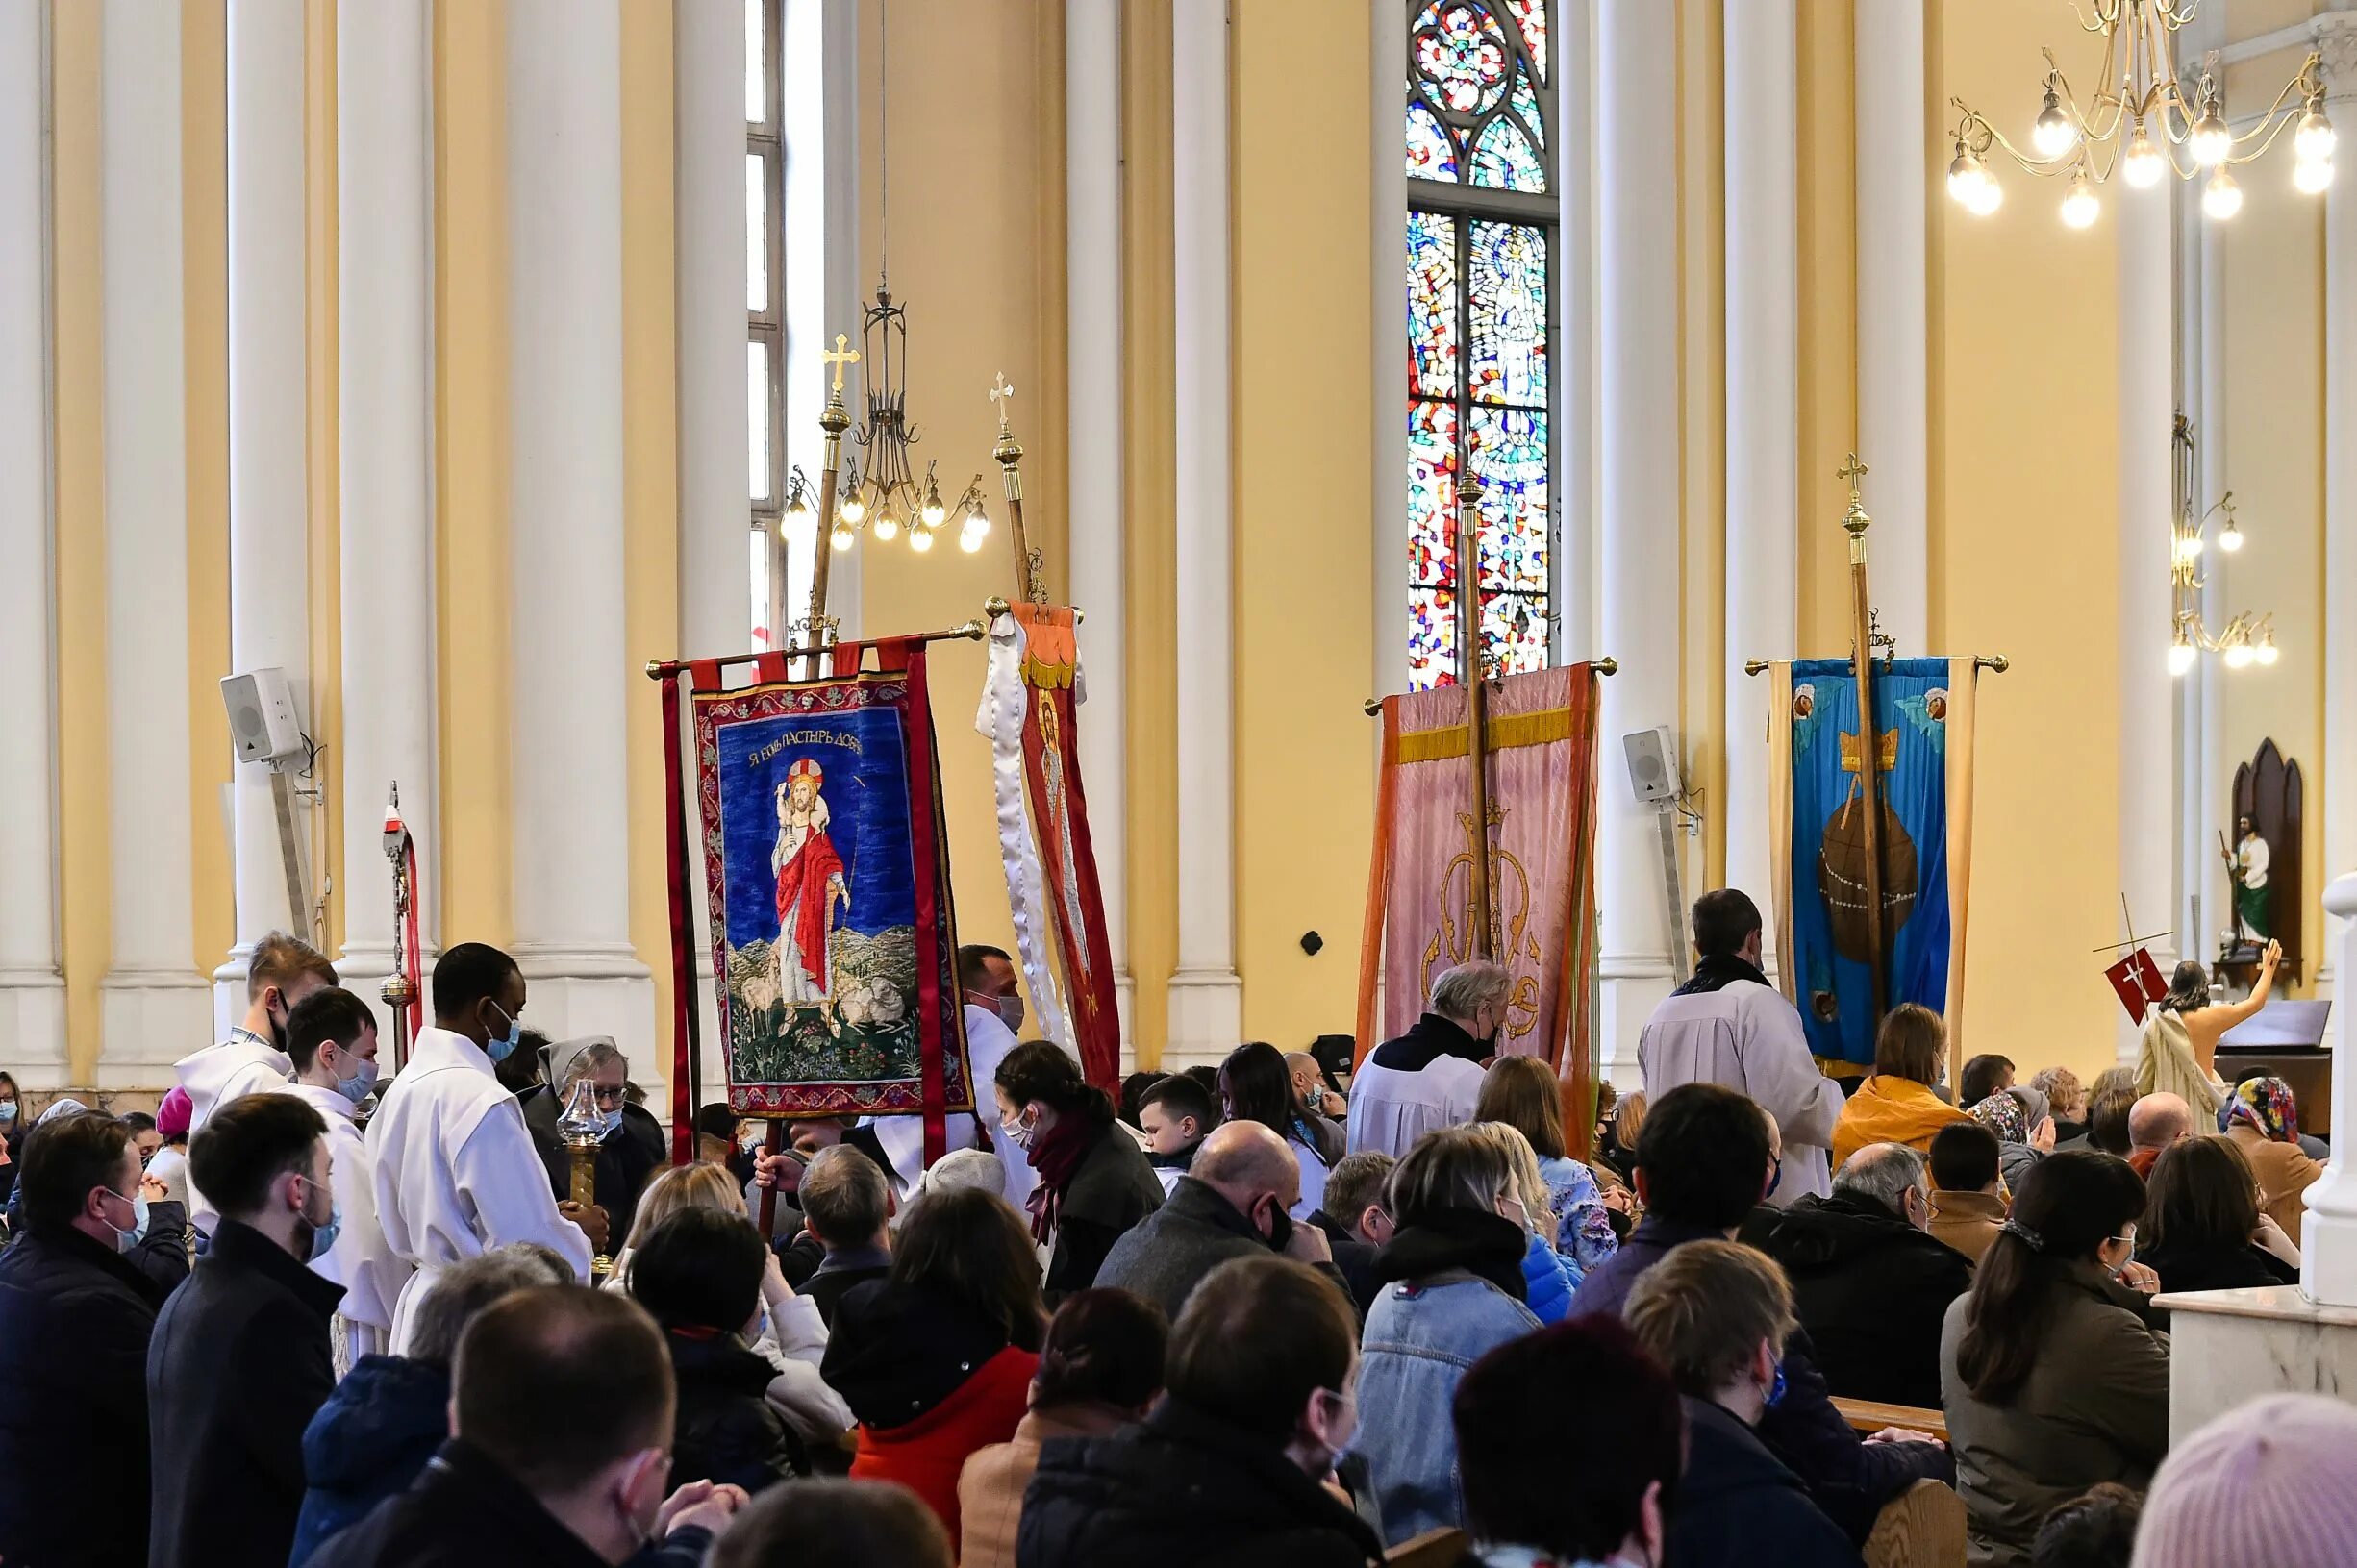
[0,898,2340,1568]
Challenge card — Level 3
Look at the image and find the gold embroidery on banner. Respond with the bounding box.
[1838,730,1899,773]
[1392,706,1574,765]
[1418,803,1547,1043]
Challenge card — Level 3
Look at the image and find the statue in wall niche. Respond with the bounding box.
[2219,739,2303,988]
[2222,813,2271,943]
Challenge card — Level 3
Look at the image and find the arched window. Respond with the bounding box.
[1405,0,1555,690]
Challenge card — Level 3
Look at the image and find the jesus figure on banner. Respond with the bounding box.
[773,759,849,1017]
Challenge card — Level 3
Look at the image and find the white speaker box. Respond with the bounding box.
[220,667,305,765]
[1622,726,1680,804]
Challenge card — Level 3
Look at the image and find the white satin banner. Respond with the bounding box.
[976,612,1072,1051]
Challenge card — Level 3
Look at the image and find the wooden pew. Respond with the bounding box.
[1834,1396,1950,1444]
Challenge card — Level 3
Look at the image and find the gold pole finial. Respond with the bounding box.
[1838,454,1871,538]
[822,333,861,394]
[990,373,1016,435]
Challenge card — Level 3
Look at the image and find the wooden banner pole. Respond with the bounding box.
[1457,479,1494,959]
[1838,455,1890,1027]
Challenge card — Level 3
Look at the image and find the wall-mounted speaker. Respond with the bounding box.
[220,667,305,765]
[1622,726,1681,805]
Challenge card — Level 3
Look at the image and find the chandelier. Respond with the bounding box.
[1946,0,2333,229]
[2169,413,2277,676]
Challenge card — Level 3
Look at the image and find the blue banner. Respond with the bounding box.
[1786,658,1954,1068]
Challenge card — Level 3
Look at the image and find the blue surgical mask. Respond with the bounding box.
[336,1057,380,1107]
[484,1002,523,1064]
[0,1101,16,1123]
[1765,1359,1789,1410]
[596,1108,622,1139]
[100,1186,140,1254]
[308,1204,342,1262]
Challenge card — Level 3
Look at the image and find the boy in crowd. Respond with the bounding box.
[1137,1074,1217,1196]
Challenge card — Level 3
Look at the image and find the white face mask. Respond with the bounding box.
[996,992,1026,1033]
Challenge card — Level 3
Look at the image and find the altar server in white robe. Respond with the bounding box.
[276,985,402,1358]
[866,943,1038,1205]
[367,942,599,1352]
[174,930,339,1230]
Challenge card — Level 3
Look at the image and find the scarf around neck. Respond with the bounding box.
[1023,1090,1113,1242]
[1672,952,1771,997]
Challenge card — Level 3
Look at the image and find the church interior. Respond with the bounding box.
[11,1,2357,1564]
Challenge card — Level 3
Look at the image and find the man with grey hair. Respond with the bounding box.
[1745,1138,1970,1410]
[1348,960,1510,1159]
[520,1036,667,1247]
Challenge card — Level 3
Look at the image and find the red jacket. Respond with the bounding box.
[850,1344,1039,1540]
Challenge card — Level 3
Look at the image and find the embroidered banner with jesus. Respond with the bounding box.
[691,643,972,1142]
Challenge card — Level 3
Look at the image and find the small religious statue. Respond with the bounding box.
[772,759,850,1020]
[2222,813,2272,945]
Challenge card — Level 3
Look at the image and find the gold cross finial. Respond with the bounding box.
[1839,453,1872,543]
[990,372,1015,414]
[1838,453,1868,495]
[822,334,861,393]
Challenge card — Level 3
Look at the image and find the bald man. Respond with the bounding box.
[2126,1092,2193,1179]
[1092,1120,1347,1321]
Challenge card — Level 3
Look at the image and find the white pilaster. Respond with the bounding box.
[2306,874,2357,1304]
[1067,0,1132,1051]
[2118,178,2178,1061]
[338,0,439,1008]
[2320,20,2357,1017]
[1556,0,1596,666]
[505,0,655,1081]
[98,0,212,1086]
[218,0,313,1029]
[1853,0,1929,653]
[1723,0,1797,984]
[1595,0,1682,1082]
[1372,0,1410,704]
[781,0,860,640]
[1167,0,1240,1065]
[0,0,64,1083]
[676,0,748,1056]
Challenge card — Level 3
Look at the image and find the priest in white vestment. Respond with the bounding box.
[274,986,402,1359]
[367,943,595,1352]
[865,945,1039,1204]
[174,931,339,1231]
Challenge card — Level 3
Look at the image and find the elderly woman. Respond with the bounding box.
[2219,1075,2324,1247]
[518,1035,667,1244]
[1969,1087,2056,1200]
[1830,1004,1972,1170]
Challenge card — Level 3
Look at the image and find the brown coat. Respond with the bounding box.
[1928,1189,2004,1266]
[958,1402,1138,1568]
[2225,1125,2323,1247]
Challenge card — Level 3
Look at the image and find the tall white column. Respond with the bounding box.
[1067,0,1132,1051]
[1724,0,1797,983]
[676,0,748,1055]
[1595,0,1682,1083]
[781,0,860,638]
[1854,0,1929,653]
[2320,20,2357,1019]
[99,0,213,1084]
[219,0,313,1030]
[1371,0,1409,703]
[505,0,654,1071]
[0,0,64,1083]
[338,0,439,1007]
[2303,872,2357,1303]
[2118,180,2178,1060]
[1167,0,1241,1066]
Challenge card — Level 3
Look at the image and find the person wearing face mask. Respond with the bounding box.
[147,1093,348,1568]
[276,985,403,1360]
[0,1070,21,1215]
[1018,1256,1381,1568]
[523,1037,668,1248]
[1349,959,1510,1160]
[1623,1242,1862,1568]
[856,944,1037,1206]
[1355,1126,1548,1544]
[307,1285,749,1568]
[1640,889,1844,1206]
[0,1110,183,1567]
[174,929,340,1232]
[1093,1119,1342,1323]
[366,942,600,1354]
[991,1039,1163,1305]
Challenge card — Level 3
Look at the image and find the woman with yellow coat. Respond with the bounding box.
[1830,1004,1973,1172]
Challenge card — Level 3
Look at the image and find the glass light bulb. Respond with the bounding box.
[786,493,810,521]
[2061,173,2099,229]
[1966,174,2003,216]
[921,498,947,528]
[2218,519,2244,553]
[2297,110,2337,164]
[2168,638,2197,678]
[838,494,866,526]
[1947,149,1988,204]
[2295,156,2334,195]
[959,525,986,554]
[871,510,899,543]
[2225,641,2256,670]
[2202,166,2244,220]
[2178,533,2205,561]
[2033,98,2078,159]
[2123,130,2166,188]
[2256,639,2280,666]
[2190,112,2232,167]
[830,523,855,552]
[908,523,934,553]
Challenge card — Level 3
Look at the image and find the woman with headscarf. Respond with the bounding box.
[2137,942,2280,1123]
[2219,1074,2323,1247]
[1970,1086,2057,1200]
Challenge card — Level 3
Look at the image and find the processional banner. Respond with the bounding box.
[682,640,973,1159]
[1355,663,1604,1150]
[976,605,1121,1094]
[1768,657,1981,1073]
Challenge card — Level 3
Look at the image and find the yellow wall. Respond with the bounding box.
[1930,0,2125,1079]
[185,0,236,983]
[1795,0,1860,659]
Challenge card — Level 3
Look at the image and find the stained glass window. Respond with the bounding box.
[1405,0,1554,690]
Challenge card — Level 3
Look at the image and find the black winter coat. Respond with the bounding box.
[522,1090,667,1246]
[1746,1194,1973,1412]
[665,1329,807,1493]
[289,1355,453,1568]
[145,1219,344,1568]
[0,1221,172,1568]
[1665,1397,1862,1568]
[1042,1118,1165,1306]
[1017,1398,1384,1568]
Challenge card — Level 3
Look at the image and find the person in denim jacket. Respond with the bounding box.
[1355,1126,1543,1545]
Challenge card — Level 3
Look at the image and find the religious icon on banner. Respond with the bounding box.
[2104,945,2169,1025]
[694,661,972,1121]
